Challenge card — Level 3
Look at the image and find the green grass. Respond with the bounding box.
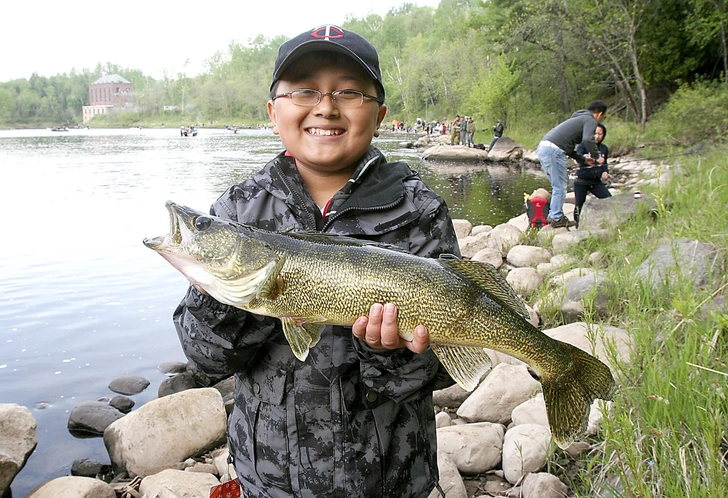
[531,147,728,496]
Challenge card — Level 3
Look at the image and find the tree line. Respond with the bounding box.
[0,0,726,129]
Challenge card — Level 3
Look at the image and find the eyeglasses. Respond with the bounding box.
[272,89,382,107]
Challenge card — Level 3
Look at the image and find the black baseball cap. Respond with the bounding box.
[270,25,385,101]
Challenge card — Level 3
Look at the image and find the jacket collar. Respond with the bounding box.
[259,146,414,220]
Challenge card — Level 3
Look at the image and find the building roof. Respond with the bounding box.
[92,74,131,85]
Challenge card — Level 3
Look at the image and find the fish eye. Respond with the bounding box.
[194,216,212,231]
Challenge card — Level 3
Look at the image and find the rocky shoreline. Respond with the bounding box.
[3,147,724,498]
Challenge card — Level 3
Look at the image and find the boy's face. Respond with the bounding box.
[267,52,387,176]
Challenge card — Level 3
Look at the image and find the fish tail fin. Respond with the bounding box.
[541,343,617,449]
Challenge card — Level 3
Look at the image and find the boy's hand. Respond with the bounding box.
[353,303,430,354]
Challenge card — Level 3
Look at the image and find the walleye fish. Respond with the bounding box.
[144,201,617,448]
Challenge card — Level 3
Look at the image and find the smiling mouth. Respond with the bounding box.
[306,128,344,136]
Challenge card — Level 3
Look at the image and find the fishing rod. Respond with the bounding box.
[611,149,702,165]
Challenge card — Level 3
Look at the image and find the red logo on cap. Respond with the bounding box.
[310,25,344,40]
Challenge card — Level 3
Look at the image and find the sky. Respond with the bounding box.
[2,0,442,83]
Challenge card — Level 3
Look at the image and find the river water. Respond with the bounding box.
[0,127,548,496]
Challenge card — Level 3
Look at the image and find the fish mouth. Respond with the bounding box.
[143,200,182,251]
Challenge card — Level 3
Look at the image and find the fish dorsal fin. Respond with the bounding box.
[439,259,530,321]
[282,231,411,254]
[281,317,325,361]
[431,344,492,391]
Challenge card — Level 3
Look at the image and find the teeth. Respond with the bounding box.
[307,128,342,136]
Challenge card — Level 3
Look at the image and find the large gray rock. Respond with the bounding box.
[561,273,611,322]
[633,238,723,290]
[578,192,653,230]
[104,388,227,476]
[487,137,524,161]
[0,404,37,495]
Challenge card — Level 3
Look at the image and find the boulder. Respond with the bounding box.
[67,401,125,435]
[521,472,570,498]
[502,424,552,484]
[507,245,553,268]
[457,364,541,424]
[506,267,544,297]
[633,238,723,290]
[421,144,488,162]
[26,476,115,498]
[104,388,227,476]
[452,219,473,240]
[487,137,524,161]
[108,375,151,395]
[544,322,632,370]
[0,404,37,495]
[427,449,468,498]
[138,469,220,498]
[437,422,505,474]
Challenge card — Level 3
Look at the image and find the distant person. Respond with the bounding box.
[451,115,461,145]
[488,120,503,151]
[536,100,607,228]
[459,116,468,146]
[573,123,611,227]
[466,117,475,147]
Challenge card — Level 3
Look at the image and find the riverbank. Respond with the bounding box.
[4,142,727,498]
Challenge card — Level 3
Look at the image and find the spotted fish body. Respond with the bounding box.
[144,201,617,448]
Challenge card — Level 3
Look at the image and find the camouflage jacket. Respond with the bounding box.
[173,146,460,498]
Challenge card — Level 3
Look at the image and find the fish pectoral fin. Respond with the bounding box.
[256,254,287,300]
[431,344,492,392]
[281,317,325,361]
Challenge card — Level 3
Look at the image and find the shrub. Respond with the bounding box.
[649,81,728,145]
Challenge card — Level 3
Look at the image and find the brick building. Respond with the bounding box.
[82,74,134,122]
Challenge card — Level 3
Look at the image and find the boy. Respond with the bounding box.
[536,100,607,228]
[173,25,459,498]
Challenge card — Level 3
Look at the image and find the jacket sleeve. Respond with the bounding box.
[354,190,459,401]
[173,285,281,376]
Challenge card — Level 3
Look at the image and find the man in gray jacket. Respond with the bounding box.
[537,100,607,228]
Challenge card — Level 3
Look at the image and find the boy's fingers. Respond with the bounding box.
[407,325,430,354]
[365,303,384,347]
[379,303,400,348]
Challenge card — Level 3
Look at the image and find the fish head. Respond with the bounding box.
[143,201,281,306]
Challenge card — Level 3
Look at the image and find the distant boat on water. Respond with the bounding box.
[180,126,198,137]
[51,127,69,132]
